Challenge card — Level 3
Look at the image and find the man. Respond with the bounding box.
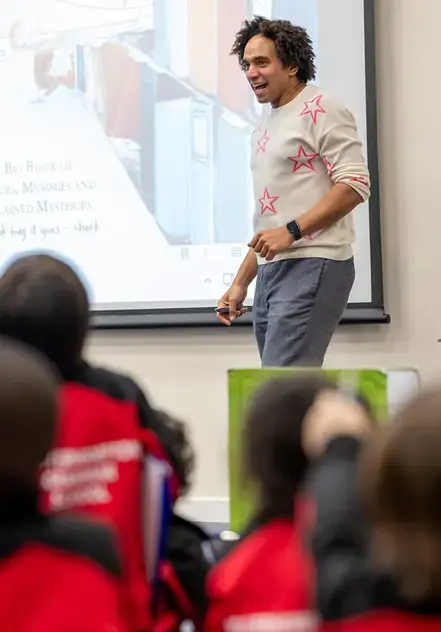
[216,17,370,367]
[0,337,125,632]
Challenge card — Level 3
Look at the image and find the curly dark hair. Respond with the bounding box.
[153,409,195,498]
[231,15,316,83]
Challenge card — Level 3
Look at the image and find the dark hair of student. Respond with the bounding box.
[0,254,89,378]
[153,410,196,498]
[231,15,316,82]
[242,374,334,524]
[0,336,58,498]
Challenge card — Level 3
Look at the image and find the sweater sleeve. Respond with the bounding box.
[316,100,371,202]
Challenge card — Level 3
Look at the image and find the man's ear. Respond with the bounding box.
[288,65,299,77]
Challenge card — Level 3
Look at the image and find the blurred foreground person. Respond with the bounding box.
[204,374,335,631]
[305,389,441,631]
[0,337,125,632]
[0,254,179,631]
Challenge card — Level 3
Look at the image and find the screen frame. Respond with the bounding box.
[91,0,389,330]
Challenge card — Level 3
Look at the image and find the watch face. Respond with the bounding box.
[287,221,301,239]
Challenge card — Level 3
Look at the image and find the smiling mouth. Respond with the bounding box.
[252,82,268,93]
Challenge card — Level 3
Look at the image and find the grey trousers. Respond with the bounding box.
[253,257,355,367]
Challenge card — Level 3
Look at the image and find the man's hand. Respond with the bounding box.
[302,390,373,460]
[248,226,294,261]
[216,284,248,326]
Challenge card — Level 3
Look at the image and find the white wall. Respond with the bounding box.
[86,0,441,522]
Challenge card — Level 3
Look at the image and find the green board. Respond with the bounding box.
[228,368,388,532]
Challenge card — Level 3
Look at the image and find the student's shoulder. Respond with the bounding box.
[73,361,146,405]
[207,520,282,592]
[70,362,159,429]
[39,514,122,578]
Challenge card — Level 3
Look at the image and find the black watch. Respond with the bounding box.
[286,219,302,241]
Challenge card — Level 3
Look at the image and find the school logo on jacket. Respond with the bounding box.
[40,439,143,510]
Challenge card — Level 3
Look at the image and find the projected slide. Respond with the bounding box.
[0,0,375,314]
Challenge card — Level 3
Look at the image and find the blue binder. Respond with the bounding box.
[142,455,172,587]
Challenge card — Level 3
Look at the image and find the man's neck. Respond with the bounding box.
[272,81,307,108]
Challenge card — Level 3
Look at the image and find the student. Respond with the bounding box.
[304,389,441,631]
[0,253,179,632]
[0,337,125,632]
[204,374,333,632]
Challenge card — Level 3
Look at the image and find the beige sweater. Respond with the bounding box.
[251,83,370,264]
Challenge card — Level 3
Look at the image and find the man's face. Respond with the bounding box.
[242,35,296,106]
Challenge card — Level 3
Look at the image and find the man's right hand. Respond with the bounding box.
[216,284,248,326]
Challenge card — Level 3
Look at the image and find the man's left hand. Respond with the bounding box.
[248,226,294,261]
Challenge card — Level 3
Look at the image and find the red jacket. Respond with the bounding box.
[39,362,177,632]
[0,509,125,632]
[204,517,317,632]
